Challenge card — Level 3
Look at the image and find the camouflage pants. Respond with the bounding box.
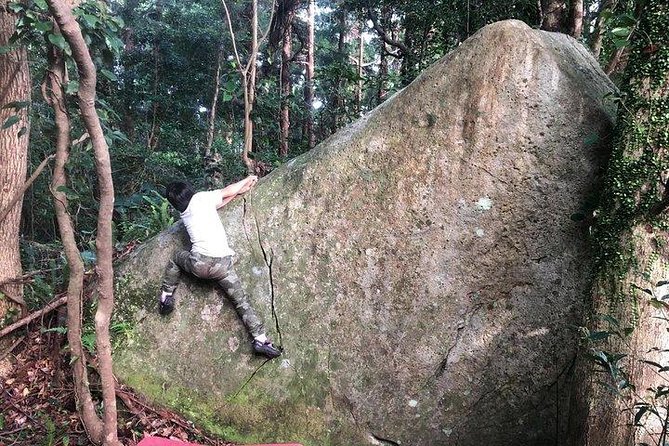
[161,251,265,338]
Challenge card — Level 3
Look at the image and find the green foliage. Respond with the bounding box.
[590,1,669,297]
[115,190,175,243]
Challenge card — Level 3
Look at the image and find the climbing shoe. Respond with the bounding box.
[159,291,175,316]
[252,339,282,359]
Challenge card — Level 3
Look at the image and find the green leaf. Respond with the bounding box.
[570,212,585,222]
[34,0,47,9]
[55,185,79,200]
[42,326,68,334]
[80,250,96,265]
[610,27,630,37]
[81,14,98,28]
[0,44,16,55]
[618,13,637,27]
[650,298,669,309]
[47,33,68,50]
[100,68,117,81]
[641,360,663,369]
[588,331,611,341]
[634,405,649,425]
[2,115,20,129]
[34,21,52,33]
[8,2,24,12]
[2,101,30,110]
[613,38,629,49]
[65,80,79,95]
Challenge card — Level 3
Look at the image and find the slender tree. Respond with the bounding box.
[43,26,104,444]
[46,1,121,444]
[304,0,315,149]
[222,0,275,173]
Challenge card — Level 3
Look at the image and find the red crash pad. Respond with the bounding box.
[137,437,303,446]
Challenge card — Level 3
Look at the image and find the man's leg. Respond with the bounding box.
[215,257,281,358]
[159,250,193,315]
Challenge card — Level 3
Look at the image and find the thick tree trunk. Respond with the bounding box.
[571,3,669,445]
[541,0,567,32]
[279,21,292,157]
[304,0,315,150]
[0,0,30,330]
[46,1,120,444]
[569,0,584,38]
[43,36,104,445]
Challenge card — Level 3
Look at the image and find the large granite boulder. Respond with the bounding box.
[113,20,615,446]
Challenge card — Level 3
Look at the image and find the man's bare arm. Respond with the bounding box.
[216,175,258,209]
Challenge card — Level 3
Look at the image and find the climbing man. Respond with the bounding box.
[158,176,281,359]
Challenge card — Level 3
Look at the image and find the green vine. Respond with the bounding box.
[591,1,669,304]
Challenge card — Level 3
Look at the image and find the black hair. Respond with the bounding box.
[165,181,195,213]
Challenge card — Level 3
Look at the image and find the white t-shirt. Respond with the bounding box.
[180,190,235,258]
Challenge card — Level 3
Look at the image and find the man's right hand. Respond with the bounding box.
[240,175,258,193]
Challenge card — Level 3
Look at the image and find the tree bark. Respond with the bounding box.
[569,0,584,38]
[571,3,669,445]
[43,33,104,445]
[540,0,567,32]
[205,48,223,158]
[279,20,292,156]
[304,0,315,150]
[222,0,275,174]
[46,1,120,444]
[0,0,30,324]
[356,25,363,115]
[331,7,346,133]
[589,0,611,59]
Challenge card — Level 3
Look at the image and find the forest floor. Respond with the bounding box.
[1,327,234,446]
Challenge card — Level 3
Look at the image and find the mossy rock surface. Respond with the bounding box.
[114,20,615,446]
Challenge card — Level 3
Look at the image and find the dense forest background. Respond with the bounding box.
[11,0,637,312]
[0,0,660,444]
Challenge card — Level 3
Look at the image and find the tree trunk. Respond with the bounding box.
[279,20,292,157]
[589,0,611,59]
[147,43,160,151]
[356,25,364,115]
[241,0,259,174]
[304,0,315,150]
[569,0,584,38]
[571,3,669,445]
[205,48,223,158]
[0,0,30,328]
[146,0,161,152]
[43,34,104,445]
[46,1,121,444]
[204,48,223,187]
[331,8,346,133]
[540,0,566,32]
[376,6,390,104]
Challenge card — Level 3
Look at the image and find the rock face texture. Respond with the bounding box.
[114,20,615,446]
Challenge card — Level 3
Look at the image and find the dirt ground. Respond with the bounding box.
[0,327,234,446]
